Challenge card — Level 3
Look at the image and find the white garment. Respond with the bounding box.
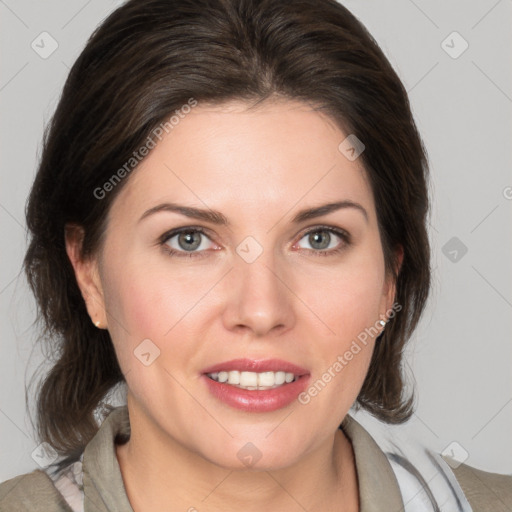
[50,453,84,512]
[370,420,473,512]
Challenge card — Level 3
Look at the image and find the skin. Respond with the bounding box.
[66,98,402,512]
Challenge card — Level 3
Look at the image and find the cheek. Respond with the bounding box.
[302,257,385,340]
[100,259,199,402]
[299,266,382,415]
[102,254,192,336]
[100,251,216,376]
[98,254,168,369]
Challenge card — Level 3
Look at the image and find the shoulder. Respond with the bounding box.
[0,469,73,511]
[450,461,512,512]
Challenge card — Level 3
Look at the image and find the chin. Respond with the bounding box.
[194,434,308,472]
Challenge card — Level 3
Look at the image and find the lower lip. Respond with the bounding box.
[202,374,310,412]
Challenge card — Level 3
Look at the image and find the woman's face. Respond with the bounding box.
[87,99,398,469]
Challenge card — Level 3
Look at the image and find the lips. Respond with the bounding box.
[201,358,309,376]
[201,358,311,412]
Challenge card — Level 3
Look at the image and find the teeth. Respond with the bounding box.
[207,370,298,390]
[228,371,240,385]
[275,371,286,385]
[257,371,275,387]
[240,371,258,387]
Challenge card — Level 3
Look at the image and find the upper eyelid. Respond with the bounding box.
[160,225,214,243]
[294,225,350,242]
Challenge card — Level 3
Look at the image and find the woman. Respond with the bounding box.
[0,0,510,510]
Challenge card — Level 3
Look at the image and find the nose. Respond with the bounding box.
[221,249,296,338]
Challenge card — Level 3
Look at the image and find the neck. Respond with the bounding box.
[115,403,359,512]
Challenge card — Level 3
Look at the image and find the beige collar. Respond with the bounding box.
[340,414,404,511]
[82,406,404,511]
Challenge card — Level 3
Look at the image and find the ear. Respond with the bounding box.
[65,224,107,329]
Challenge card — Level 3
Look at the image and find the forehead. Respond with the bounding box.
[108,99,375,225]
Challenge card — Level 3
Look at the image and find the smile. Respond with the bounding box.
[201,358,310,412]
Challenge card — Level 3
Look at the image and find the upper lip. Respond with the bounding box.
[202,358,309,376]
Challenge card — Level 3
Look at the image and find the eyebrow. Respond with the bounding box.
[138,200,368,225]
[292,200,368,224]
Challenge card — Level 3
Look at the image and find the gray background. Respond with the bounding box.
[1,0,511,482]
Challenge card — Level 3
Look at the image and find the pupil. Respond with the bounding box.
[178,231,201,251]
[310,231,330,250]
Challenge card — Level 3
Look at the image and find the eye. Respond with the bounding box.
[161,227,217,258]
[159,225,350,259]
[294,226,350,256]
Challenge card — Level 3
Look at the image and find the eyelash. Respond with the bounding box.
[159,225,351,259]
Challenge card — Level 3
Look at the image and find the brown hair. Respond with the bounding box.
[25,0,430,473]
